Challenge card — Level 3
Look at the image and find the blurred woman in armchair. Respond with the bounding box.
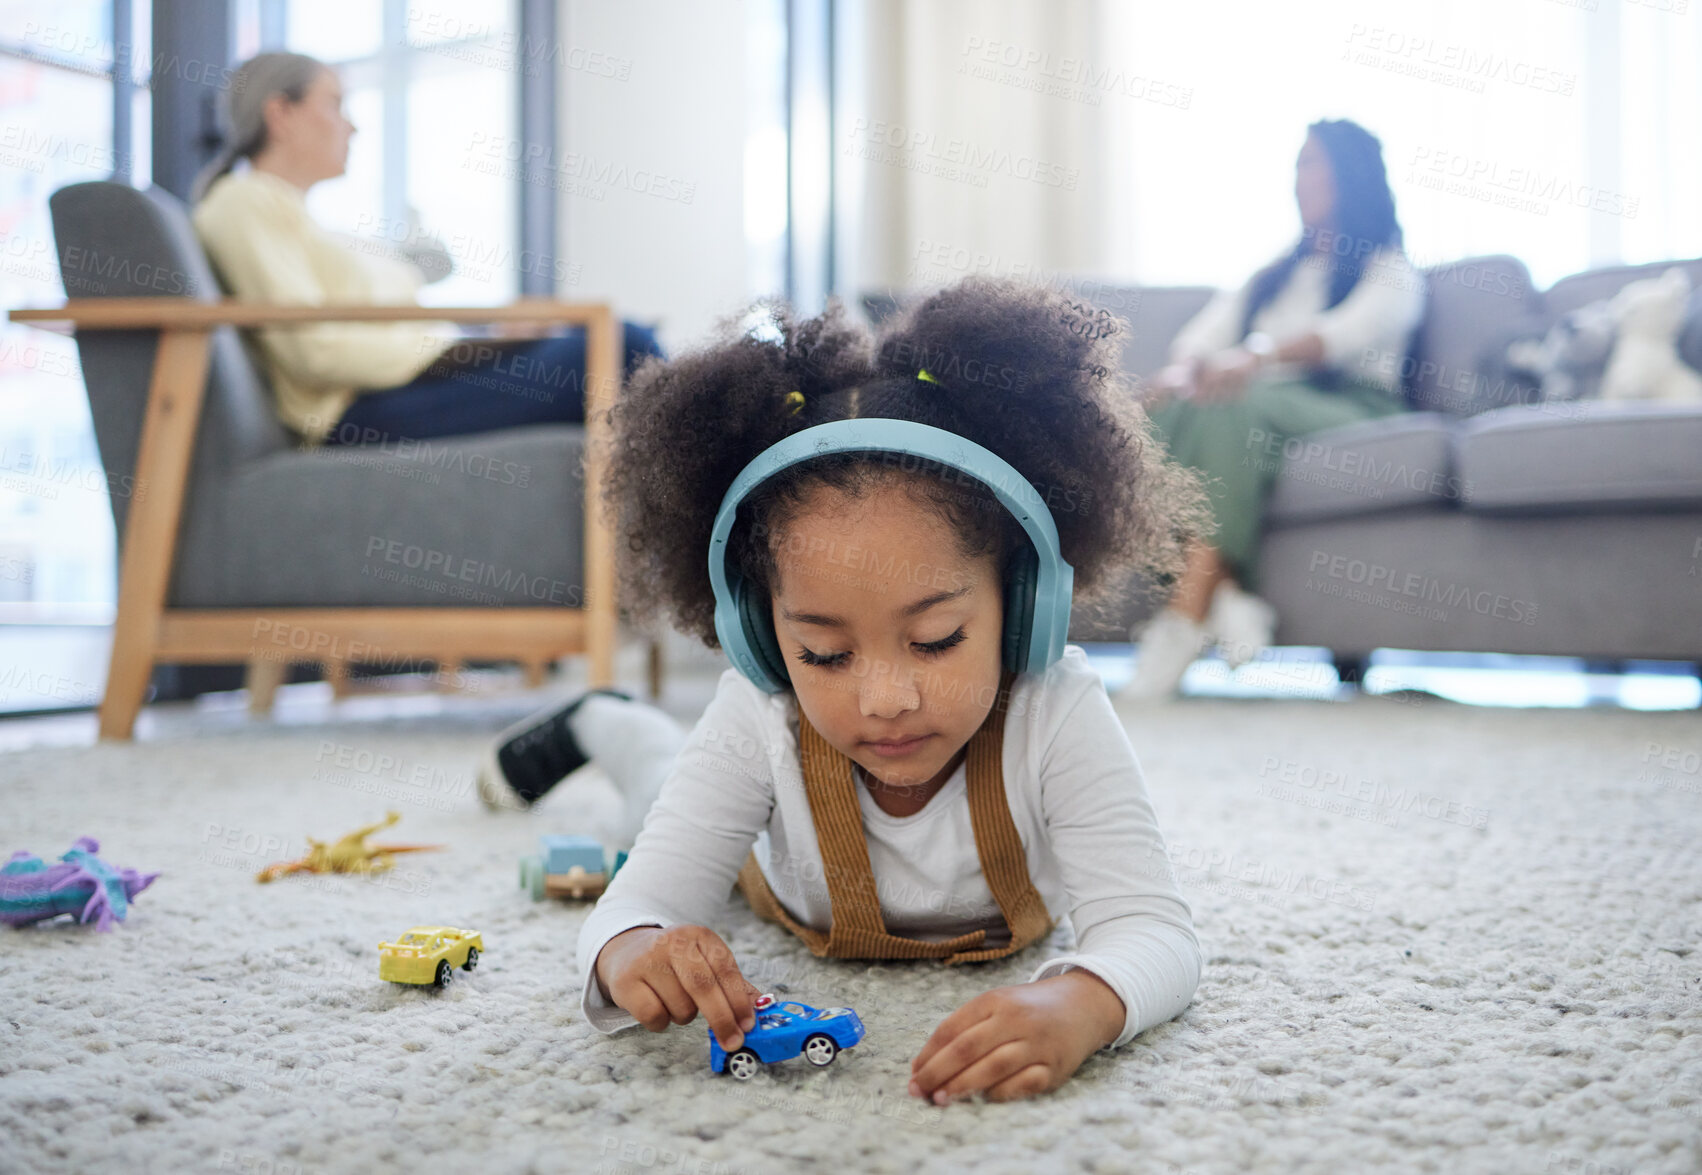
[1124,118,1426,701]
[191,51,662,447]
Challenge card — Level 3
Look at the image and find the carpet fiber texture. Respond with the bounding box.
[1,688,1699,1175]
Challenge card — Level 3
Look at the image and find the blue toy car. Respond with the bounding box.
[708,993,866,1079]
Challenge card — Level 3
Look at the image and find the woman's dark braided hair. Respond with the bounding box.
[603,276,1208,648]
[1239,118,1404,340]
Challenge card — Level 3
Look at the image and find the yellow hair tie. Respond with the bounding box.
[916,369,941,386]
[784,390,805,416]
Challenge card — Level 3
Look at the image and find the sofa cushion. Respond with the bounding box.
[1259,509,1702,660]
[1264,412,1459,526]
[1453,402,1702,513]
[171,425,588,607]
[1404,255,1542,415]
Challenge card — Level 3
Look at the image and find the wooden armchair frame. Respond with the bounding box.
[9,298,626,739]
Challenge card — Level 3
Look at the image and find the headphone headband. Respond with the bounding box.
[708,419,1075,692]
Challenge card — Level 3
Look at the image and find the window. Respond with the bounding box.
[1099,0,1702,290]
[745,0,788,300]
[0,0,151,711]
[279,0,521,307]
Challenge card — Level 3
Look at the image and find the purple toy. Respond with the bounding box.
[1,837,159,931]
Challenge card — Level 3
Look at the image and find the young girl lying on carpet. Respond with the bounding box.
[478,277,1208,1104]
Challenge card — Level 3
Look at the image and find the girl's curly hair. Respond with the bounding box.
[602,275,1208,648]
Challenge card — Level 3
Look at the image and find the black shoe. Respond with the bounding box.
[477,688,635,811]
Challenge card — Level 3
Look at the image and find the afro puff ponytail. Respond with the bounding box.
[859,276,1205,628]
[602,278,1206,647]
[601,298,872,647]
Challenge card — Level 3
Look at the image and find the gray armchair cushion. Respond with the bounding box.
[1453,402,1702,514]
[1264,412,1459,526]
[170,426,588,607]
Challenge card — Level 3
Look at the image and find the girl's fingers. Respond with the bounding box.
[681,940,745,1050]
[927,1039,1038,1105]
[982,1062,1054,1103]
[644,969,698,1028]
[623,980,672,1033]
[910,998,997,1077]
[696,934,759,1031]
[910,1015,1011,1098]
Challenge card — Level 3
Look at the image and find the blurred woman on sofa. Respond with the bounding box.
[191,51,662,447]
[1124,118,1426,701]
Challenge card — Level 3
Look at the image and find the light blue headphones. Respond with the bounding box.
[707,419,1075,693]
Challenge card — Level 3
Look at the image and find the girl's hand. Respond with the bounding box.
[908,971,1126,1104]
[594,924,764,1051]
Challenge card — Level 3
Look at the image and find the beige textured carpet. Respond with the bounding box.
[1,681,1699,1175]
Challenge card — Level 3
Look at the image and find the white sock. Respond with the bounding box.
[567,695,687,833]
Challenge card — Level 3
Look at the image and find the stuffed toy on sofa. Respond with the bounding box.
[1503,299,1618,403]
[1600,267,1702,403]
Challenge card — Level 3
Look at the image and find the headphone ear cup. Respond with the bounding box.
[1002,546,1039,674]
[736,577,791,688]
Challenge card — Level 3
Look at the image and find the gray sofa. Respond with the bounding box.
[876,257,1702,667]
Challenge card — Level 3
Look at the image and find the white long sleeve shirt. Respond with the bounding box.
[576,646,1202,1051]
[1170,245,1426,395]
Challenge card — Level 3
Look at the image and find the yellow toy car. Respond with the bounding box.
[378,926,484,988]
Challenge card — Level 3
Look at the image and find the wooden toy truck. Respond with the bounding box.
[518,834,628,901]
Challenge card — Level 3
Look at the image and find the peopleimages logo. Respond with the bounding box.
[844,118,1079,191]
[1342,25,1577,96]
[956,36,1194,110]
[463,133,697,204]
[1244,428,1469,502]
[363,536,582,605]
[1306,550,1539,625]
[1258,757,1492,830]
[1408,147,1639,218]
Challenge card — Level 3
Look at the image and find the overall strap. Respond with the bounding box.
[943,673,1058,963]
[735,671,1057,964]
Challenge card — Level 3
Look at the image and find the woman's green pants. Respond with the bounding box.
[1146,376,1407,590]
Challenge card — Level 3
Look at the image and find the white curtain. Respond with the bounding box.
[843,0,1111,300]
[845,0,1702,297]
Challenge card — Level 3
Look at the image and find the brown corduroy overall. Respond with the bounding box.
[736,672,1058,964]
